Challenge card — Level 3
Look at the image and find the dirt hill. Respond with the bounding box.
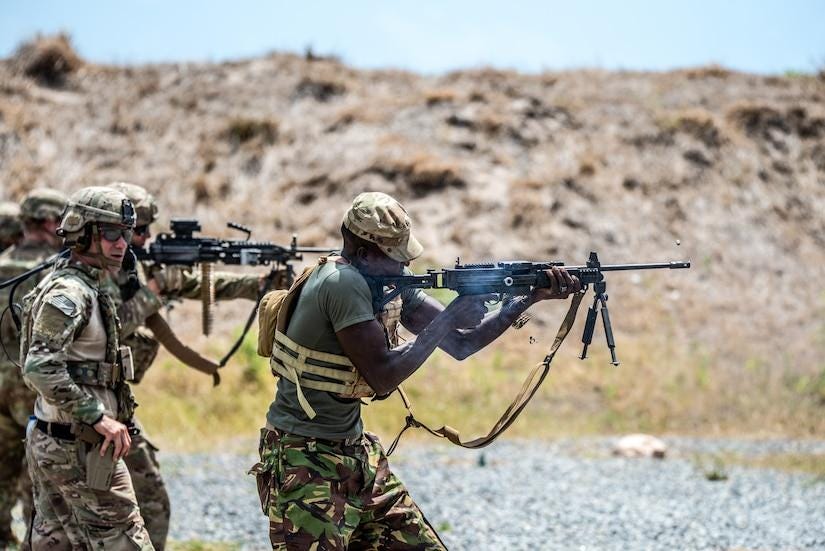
[2,37,824,432]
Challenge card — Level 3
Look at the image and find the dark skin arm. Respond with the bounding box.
[335,267,580,395]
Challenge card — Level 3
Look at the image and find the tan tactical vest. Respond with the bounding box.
[264,258,402,419]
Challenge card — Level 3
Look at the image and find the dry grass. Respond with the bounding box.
[369,153,466,197]
[681,65,734,80]
[134,312,825,453]
[12,33,83,87]
[221,117,279,148]
[424,88,460,106]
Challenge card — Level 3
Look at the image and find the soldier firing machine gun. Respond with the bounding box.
[365,252,690,366]
[131,218,334,378]
[133,218,334,334]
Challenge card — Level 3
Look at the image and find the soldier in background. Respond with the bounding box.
[0,189,67,548]
[0,202,23,253]
[21,186,153,550]
[105,181,275,550]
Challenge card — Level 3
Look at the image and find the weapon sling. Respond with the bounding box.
[386,291,585,455]
[144,313,222,386]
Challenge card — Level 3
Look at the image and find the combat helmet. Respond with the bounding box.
[57,186,136,249]
[19,188,68,221]
[106,181,158,227]
[0,201,22,247]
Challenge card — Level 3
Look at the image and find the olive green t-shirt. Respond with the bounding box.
[266,260,426,439]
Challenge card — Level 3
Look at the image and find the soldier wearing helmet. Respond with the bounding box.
[103,181,272,550]
[252,191,580,549]
[0,202,23,253]
[20,186,153,549]
[0,188,67,547]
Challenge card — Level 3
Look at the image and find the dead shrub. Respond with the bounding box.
[682,64,732,80]
[13,34,83,87]
[369,155,466,197]
[425,88,459,106]
[508,179,552,228]
[192,177,211,204]
[726,103,788,138]
[675,110,723,148]
[726,103,825,143]
[292,77,346,102]
[222,118,278,147]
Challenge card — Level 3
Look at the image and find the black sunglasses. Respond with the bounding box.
[133,224,150,236]
[98,225,133,243]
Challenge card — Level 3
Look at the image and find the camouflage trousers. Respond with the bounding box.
[25,426,154,550]
[251,427,446,550]
[124,424,170,551]
[0,364,36,547]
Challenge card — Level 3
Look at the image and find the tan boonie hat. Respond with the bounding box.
[343,192,423,262]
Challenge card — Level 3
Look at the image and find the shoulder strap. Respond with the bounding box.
[275,258,326,333]
[386,291,585,455]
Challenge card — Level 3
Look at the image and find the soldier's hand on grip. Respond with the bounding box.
[533,267,581,301]
[445,294,492,330]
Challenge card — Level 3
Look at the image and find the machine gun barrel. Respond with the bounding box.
[133,218,335,267]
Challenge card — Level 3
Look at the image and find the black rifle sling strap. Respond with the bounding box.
[386,291,585,455]
[144,313,222,386]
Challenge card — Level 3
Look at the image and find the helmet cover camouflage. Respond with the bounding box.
[20,188,68,221]
[106,181,158,226]
[342,192,423,262]
[0,201,22,243]
[58,186,136,236]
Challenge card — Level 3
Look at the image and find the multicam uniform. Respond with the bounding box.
[0,240,60,545]
[253,257,446,550]
[21,186,153,550]
[22,255,153,550]
[0,188,66,547]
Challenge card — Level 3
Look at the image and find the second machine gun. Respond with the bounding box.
[133,218,334,268]
[365,252,690,366]
[133,218,334,337]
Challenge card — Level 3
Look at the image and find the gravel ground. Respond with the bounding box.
[161,437,825,550]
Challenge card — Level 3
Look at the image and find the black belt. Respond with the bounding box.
[35,419,75,440]
[34,419,140,441]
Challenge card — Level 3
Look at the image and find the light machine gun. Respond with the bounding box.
[133,218,333,269]
[130,218,334,381]
[365,252,690,366]
[133,218,333,334]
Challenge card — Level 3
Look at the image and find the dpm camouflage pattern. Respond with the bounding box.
[251,428,446,550]
[26,427,152,550]
[0,240,62,546]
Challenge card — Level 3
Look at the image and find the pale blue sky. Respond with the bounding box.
[2,1,823,75]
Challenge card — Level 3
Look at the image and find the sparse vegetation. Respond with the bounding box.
[12,33,82,87]
[2,39,824,451]
[222,117,279,147]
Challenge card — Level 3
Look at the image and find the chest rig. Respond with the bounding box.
[23,265,128,392]
[268,258,401,419]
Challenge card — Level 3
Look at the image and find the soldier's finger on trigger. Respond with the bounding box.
[550,267,561,292]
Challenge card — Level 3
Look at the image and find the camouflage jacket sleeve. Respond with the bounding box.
[23,284,105,424]
[101,273,163,336]
[172,267,262,301]
[117,287,163,335]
